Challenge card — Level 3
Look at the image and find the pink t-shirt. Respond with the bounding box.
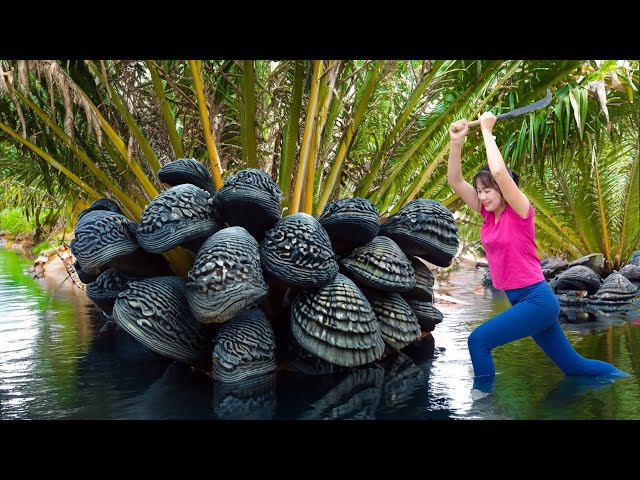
[480,202,545,290]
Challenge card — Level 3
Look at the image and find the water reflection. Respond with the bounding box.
[120,362,214,420]
[1,246,639,420]
[71,323,171,419]
[213,372,277,420]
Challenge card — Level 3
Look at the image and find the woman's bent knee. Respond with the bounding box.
[468,329,488,352]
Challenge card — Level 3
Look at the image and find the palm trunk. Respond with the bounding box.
[290,60,323,215]
[279,60,305,210]
[241,60,257,169]
[315,60,387,216]
[147,60,185,159]
[86,61,162,175]
[190,60,224,190]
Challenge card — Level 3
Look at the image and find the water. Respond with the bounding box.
[1,245,639,420]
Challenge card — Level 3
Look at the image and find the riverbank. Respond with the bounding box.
[0,232,82,290]
[0,231,34,258]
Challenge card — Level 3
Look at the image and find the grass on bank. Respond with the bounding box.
[1,208,70,257]
[0,208,36,236]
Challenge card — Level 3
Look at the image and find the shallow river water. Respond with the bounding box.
[1,246,638,420]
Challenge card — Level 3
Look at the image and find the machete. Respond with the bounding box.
[465,89,552,128]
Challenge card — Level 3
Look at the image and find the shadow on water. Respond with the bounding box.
[2,246,639,420]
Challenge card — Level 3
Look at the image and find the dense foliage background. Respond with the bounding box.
[1,60,637,273]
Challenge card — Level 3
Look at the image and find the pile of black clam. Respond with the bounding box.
[70,158,460,384]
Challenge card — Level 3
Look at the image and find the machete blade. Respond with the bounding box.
[496,89,553,121]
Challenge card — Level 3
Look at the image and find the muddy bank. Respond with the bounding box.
[1,233,84,290]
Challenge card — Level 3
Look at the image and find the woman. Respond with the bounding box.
[447,112,629,386]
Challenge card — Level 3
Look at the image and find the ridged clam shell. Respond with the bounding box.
[403,256,435,301]
[379,199,459,267]
[586,273,639,305]
[136,184,221,253]
[556,291,588,308]
[299,365,384,420]
[553,265,601,294]
[71,210,139,270]
[86,268,142,315]
[364,290,421,350]
[211,308,277,383]
[113,276,213,364]
[618,264,640,286]
[212,372,277,420]
[318,197,380,255]
[566,253,605,276]
[73,259,100,284]
[261,212,338,289]
[540,256,569,280]
[186,226,268,323]
[158,157,216,195]
[285,335,348,375]
[291,273,385,367]
[405,299,444,332]
[341,236,416,293]
[76,197,122,223]
[212,168,283,239]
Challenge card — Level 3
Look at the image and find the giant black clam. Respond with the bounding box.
[71,162,455,384]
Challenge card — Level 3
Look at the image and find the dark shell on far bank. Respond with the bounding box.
[211,308,277,383]
[380,199,459,267]
[586,272,639,307]
[552,265,601,295]
[618,264,640,287]
[540,256,569,280]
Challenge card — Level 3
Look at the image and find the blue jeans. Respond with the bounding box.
[468,279,628,378]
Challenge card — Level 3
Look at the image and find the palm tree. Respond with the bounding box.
[1,59,636,275]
